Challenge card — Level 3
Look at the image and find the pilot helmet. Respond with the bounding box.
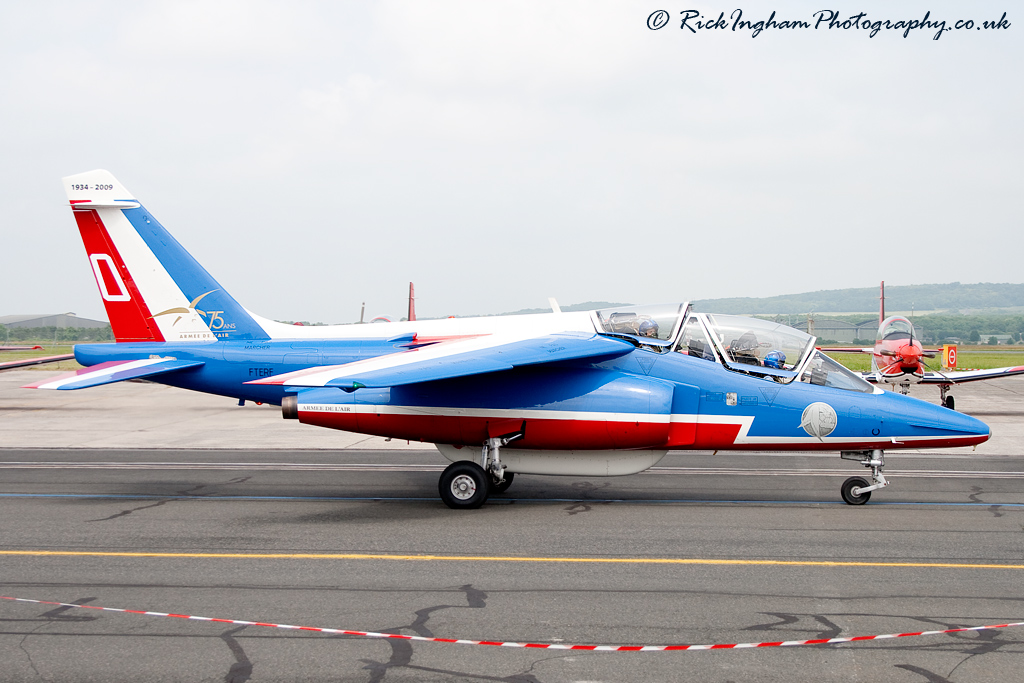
[638,319,659,338]
[763,350,786,369]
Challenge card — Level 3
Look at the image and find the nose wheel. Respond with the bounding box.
[839,449,888,505]
[841,477,871,505]
[939,384,955,410]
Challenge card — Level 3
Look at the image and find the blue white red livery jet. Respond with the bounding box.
[27,171,992,507]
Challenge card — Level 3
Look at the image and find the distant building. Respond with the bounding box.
[989,335,1015,345]
[0,313,109,329]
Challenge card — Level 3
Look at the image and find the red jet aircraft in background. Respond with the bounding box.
[824,282,1024,410]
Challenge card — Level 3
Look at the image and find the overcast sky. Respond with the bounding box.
[1,1,1020,323]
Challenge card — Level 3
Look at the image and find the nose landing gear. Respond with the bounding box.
[840,449,888,505]
[939,384,955,410]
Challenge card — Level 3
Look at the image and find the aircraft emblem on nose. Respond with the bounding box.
[801,402,838,439]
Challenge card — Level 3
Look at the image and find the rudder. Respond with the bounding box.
[64,170,269,342]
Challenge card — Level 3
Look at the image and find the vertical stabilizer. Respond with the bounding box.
[63,170,270,342]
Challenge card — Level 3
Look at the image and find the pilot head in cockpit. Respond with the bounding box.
[639,319,659,338]
[763,350,787,370]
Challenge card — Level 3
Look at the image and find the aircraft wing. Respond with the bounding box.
[918,366,1024,385]
[0,354,75,371]
[22,358,204,390]
[857,365,1024,386]
[248,331,636,389]
[819,347,874,354]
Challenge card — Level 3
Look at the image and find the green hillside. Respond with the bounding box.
[690,282,1024,315]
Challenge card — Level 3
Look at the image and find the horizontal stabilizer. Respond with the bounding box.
[248,332,635,389]
[69,199,140,209]
[22,358,204,390]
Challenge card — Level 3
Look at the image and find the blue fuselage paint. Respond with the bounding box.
[74,339,990,449]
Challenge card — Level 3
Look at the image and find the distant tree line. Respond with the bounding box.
[796,313,1024,344]
[693,282,1024,315]
[1,325,114,343]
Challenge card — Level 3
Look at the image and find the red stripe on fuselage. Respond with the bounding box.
[299,411,672,449]
[74,210,163,342]
[298,410,988,451]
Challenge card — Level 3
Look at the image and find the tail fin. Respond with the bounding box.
[64,170,269,342]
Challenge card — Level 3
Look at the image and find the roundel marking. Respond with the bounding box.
[800,402,838,438]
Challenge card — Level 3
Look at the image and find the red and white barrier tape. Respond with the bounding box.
[2,596,1021,651]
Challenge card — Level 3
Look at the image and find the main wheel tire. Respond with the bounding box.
[943,396,955,410]
[490,472,514,494]
[438,462,490,509]
[841,476,871,505]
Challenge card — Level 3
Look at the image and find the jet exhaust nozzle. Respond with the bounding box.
[282,395,298,420]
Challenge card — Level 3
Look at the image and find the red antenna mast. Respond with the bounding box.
[879,281,885,326]
[407,282,416,322]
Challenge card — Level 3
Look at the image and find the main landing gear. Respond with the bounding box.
[438,434,521,509]
[839,449,888,505]
[939,384,955,410]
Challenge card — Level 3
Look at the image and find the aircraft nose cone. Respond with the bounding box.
[898,344,922,372]
[899,344,920,362]
[885,392,990,446]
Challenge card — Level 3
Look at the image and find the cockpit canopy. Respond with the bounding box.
[878,316,915,342]
[592,305,874,392]
[704,314,815,372]
[592,304,686,345]
[701,314,874,392]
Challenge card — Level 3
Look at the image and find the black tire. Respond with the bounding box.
[438,462,489,509]
[841,477,871,505]
[490,472,514,494]
[943,396,955,410]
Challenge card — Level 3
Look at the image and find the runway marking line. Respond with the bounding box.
[1,550,1022,570]
[1,596,1022,652]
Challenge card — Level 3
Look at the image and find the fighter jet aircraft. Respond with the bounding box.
[26,171,991,507]
[823,283,1024,410]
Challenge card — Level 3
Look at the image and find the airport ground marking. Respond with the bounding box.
[3,492,1024,508]
[1,550,1023,570]
[1,596,1021,651]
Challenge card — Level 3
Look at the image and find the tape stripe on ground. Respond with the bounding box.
[2,596,1021,651]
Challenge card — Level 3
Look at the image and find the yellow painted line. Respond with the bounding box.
[0,550,1021,570]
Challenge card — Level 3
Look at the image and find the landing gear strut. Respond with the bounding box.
[939,384,955,410]
[480,433,522,492]
[839,449,888,505]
